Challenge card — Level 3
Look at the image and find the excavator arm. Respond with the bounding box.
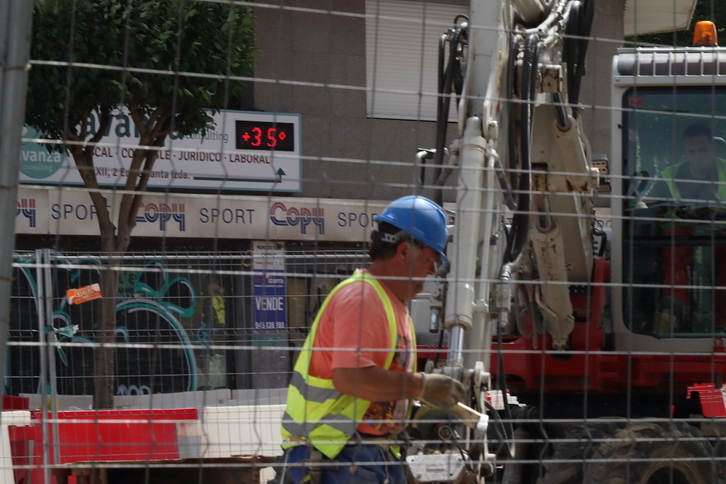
[410,0,598,481]
[430,0,597,368]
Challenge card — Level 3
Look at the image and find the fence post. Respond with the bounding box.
[0,0,34,397]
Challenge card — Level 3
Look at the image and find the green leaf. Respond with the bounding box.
[27,0,257,140]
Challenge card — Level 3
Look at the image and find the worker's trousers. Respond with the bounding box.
[283,441,407,484]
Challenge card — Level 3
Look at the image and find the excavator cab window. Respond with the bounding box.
[622,86,726,337]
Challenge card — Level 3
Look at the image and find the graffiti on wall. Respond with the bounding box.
[7,254,230,397]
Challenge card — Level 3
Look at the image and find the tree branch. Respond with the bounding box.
[88,109,112,145]
[146,103,165,128]
[116,105,171,251]
[78,113,89,139]
[70,149,115,244]
[150,109,173,140]
[66,109,117,247]
[64,123,82,151]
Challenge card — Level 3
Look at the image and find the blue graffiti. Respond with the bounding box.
[8,255,201,396]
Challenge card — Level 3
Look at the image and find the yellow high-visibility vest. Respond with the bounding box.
[280,271,413,459]
[660,158,726,202]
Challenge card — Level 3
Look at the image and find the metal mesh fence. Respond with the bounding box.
[6,248,370,483]
[4,0,726,483]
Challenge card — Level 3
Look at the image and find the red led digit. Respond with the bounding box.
[267,128,278,147]
[251,127,262,147]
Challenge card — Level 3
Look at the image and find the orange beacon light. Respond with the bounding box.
[693,21,718,46]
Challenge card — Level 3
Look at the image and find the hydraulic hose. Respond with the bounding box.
[572,0,595,107]
[494,257,521,460]
[505,34,538,263]
[505,34,524,212]
[433,21,468,189]
[552,92,569,130]
[564,0,595,114]
[563,1,582,95]
[433,31,450,201]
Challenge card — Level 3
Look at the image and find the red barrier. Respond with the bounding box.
[7,425,33,484]
[687,383,726,417]
[2,396,29,411]
[3,394,32,483]
[14,408,198,484]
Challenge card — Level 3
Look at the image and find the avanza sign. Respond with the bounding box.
[19,109,302,192]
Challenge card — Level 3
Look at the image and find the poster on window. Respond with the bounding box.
[252,241,287,330]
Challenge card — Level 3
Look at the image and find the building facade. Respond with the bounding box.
[14,0,673,397]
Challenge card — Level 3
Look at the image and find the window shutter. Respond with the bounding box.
[366,0,464,121]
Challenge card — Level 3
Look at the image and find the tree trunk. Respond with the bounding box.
[94,255,119,410]
[69,107,168,409]
[93,225,126,410]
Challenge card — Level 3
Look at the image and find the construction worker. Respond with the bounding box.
[279,195,466,484]
[651,123,726,331]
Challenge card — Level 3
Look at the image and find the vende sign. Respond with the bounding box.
[252,241,287,331]
[19,109,302,192]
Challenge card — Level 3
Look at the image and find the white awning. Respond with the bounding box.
[624,0,698,36]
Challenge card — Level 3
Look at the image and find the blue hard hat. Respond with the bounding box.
[374,196,449,264]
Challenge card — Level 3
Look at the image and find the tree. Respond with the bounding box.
[25,0,255,409]
[628,0,726,46]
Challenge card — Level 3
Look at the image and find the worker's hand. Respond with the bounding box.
[417,373,465,409]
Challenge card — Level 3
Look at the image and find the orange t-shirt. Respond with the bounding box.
[308,270,415,435]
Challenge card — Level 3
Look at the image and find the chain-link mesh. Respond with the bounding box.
[3,1,726,484]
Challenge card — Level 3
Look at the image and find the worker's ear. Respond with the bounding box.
[396,240,413,261]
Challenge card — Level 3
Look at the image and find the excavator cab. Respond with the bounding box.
[621,86,726,337]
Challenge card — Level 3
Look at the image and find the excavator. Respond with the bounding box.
[408,0,726,482]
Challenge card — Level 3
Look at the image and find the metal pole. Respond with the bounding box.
[42,249,61,466]
[36,250,51,484]
[0,0,34,397]
[0,1,34,479]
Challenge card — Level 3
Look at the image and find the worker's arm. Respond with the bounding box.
[332,366,466,407]
[332,366,423,402]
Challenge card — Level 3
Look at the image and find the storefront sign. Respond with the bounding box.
[16,187,614,242]
[15,187,387,242]
[19,110,302,192]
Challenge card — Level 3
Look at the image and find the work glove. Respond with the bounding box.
[417,373,466,409]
